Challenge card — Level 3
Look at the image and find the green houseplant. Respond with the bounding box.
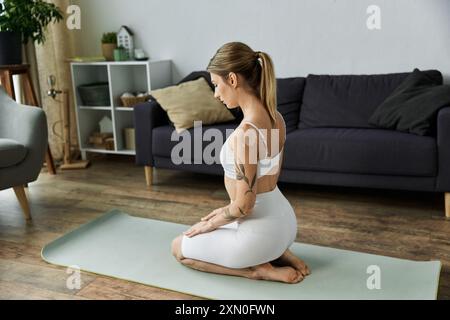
[0,0,63,65]
[101,32,117,61]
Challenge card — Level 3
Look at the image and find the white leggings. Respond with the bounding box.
[181,185,297,269]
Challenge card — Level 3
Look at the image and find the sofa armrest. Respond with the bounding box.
[134,100,170,166]
[436,106,450,191]
[0,87,48,188]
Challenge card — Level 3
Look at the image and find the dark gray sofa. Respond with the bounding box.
[134,70,450,218]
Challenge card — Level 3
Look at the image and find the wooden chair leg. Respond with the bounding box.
[22,72,39,107]
[145,166,153,187]
[0,70,15,100]
[445,193,450,219]
[45,146,56,175]
[12,185,32,221]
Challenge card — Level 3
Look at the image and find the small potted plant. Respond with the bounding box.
[101,32,117,61]
[0,0,63,65]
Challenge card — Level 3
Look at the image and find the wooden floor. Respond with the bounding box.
[0,154,449,300]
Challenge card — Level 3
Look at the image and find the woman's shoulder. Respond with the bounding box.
[275,110,285,127]
[238,111,285,133]
[232,122,259,145]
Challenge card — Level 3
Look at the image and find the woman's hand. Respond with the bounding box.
[183,220,217,238]
[200,207,223,222]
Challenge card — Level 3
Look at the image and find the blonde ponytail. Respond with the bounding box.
[256,51,277,127]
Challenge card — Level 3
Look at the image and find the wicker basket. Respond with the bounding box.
[120,94,152,107]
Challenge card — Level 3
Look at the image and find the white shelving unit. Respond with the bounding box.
[71,60,172,159]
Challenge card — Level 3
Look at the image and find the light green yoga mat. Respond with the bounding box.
[41,209,441,300]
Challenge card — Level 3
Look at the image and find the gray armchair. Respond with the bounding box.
[0,86,48,220]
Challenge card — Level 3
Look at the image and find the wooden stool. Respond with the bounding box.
[0,64,56,175]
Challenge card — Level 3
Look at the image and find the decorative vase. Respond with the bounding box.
[0,32,22,65]
[101,43,117,61]
[113,48,128,61]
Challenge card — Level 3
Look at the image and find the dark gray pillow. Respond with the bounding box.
[276,77,305,134]
[368,68,450,136]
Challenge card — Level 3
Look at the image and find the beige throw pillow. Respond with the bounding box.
[149,77,235,133]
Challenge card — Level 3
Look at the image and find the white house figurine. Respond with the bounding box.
[99,116,113,133]
[117,25,134,60]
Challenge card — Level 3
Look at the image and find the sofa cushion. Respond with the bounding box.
[177,70,215,90]
[149,78,235,133]
[283,128,436,176]
[298,70,442,129]
[152,122,238,163]
[369,68,449,136]
[276,77,305,134]
[177,71,242,122]
[0,138,27,168]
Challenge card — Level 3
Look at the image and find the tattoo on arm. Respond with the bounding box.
[235,163,256,195]
[223,207,236,221]
[224,135,257,221]
[222,206,246,221]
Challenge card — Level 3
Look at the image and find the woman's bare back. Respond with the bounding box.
[225,110,286,201]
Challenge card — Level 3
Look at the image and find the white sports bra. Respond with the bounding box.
[219,119,285,180]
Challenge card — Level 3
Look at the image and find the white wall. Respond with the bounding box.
[74,0,450,84]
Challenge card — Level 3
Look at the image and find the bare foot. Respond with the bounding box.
[275,249,311,277]
[251,262,304,284]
